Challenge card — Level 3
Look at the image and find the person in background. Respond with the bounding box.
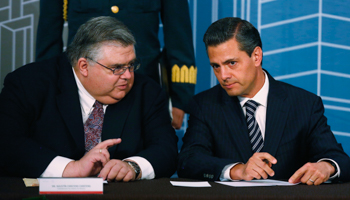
[178,17,350,185]
[0,16,178,182]
[35,0,197,129]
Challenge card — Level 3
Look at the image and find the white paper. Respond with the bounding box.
[216,179,298,187]
[38,178,103,194]
[170,181,211,187]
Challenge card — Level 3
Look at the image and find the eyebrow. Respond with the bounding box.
[210,57,238,66]
[223,58,238,64]
[110,58,137,67]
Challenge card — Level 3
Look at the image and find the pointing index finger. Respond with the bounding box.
[95,138,122,150]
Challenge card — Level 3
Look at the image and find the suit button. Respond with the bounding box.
[111,6,119,13]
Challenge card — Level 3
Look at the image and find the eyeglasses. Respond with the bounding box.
[86,57,140,75]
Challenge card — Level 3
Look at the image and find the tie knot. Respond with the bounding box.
[245,100,259,113]
[94,101,103,109]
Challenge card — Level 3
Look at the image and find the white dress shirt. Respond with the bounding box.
[220,72,339,180]
[41,68,155,179]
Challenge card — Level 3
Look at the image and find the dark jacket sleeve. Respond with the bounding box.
[0,69,59,177]
[305,96,350,182]
[137,86,178,178]
[120,76,178,178]
[35,0,64,61]
[178,97,235,181]
[160,0,196,112]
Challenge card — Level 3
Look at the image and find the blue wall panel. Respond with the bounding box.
[322,18,350,46]
[194,0,213,94]
[278,74,318,95]
[261,0,319,24]
[321,75,350,100]
[323,0,350,18]
[326,109,350,134]
[264,46,318,76]
[261,18,319,51]
[322,47,350,74]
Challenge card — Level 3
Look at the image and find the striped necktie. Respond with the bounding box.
[245,100,264,152]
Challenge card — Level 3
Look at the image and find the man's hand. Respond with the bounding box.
[230,152,277,180]
[289,161,335,185]
[98,159,141,182]
[171,107,185,130]
[62,138,122,177]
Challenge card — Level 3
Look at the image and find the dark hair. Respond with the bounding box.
[66,16,136,66]
[203,17,262,57]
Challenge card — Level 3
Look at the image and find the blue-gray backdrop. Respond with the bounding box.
[159,0,350,156]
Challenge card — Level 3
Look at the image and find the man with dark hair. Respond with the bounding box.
[0,16,178,182]
[178,17,350,185]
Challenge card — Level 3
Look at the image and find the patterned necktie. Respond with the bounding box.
[84,101,104,152]
[245,100,264,153]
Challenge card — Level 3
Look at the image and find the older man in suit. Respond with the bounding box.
[178,17,350,185]
[35,0,197,129]
[0,16,178,182]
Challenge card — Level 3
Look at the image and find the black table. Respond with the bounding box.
[1,177,349,200]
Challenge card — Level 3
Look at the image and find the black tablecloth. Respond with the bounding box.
[1,177,350,200]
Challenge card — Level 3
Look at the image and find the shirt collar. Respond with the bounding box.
[72,68,96,115]
[238,71,269,108]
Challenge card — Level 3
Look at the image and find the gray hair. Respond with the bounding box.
[66,16,136,66]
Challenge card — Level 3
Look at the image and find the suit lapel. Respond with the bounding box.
[55,54,134,156]
[263,71,289,157]
[220,88,253,162]
[56,54,85,152]
[102,93,134,158]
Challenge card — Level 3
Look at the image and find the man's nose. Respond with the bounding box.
[120,67,132,79]
[220,66,231,80]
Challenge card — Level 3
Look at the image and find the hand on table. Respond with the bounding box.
[62,138,121,177]
[98,159,141,182]
[289,161,335,185]
[230,152,277,180]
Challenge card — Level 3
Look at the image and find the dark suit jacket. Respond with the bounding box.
[0,53,178,178]
[35,0,196,112]
[178,71,350,182]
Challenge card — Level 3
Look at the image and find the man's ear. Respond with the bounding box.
[77,57,89,77]
[252,46,263,67]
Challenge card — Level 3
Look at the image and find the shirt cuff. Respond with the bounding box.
[318,158,340,179]
[220,163,242,181]
[40,156,73,177]
[123,156,155,180]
